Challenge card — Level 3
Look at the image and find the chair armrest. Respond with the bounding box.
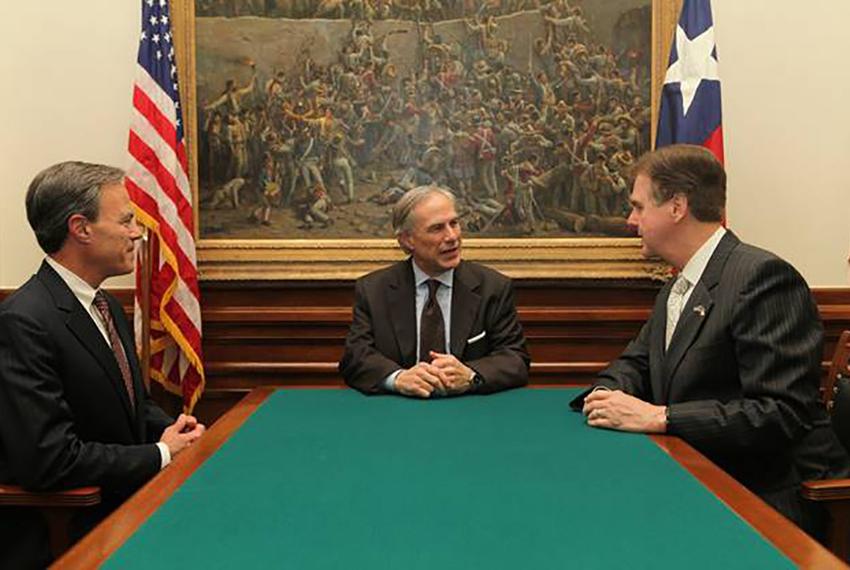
[801,478,850,502]
[0,484,101,508]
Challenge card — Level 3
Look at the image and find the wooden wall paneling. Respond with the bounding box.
[2,283,850,427]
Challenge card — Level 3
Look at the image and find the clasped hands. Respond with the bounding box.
[395,352,474,398]
[582,389,667,434]
[159,413,206,458]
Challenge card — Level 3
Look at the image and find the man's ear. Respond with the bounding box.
[397,232,414,254]
[67,213,92,244]
[670,193,688,223]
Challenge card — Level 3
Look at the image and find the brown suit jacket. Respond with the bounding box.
[340,259,529,395]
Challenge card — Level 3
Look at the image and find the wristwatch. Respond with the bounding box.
[468,370,484,391]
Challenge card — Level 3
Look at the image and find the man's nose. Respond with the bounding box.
[129,219,143,241]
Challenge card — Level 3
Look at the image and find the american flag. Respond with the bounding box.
[127,0,205,412]
[656,0,724,164]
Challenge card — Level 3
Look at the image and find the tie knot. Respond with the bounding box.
[672,275,691,296]
[427,279,440,299]
[93,291,110,313]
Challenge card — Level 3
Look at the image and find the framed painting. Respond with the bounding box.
[171,0,681,280]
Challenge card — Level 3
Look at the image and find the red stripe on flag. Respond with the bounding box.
[128,132,195,233]
[126,178,201,297]
[180,366,204,408]
[132,86,179,157]
[703,126,725,165]
[163,297,202,350]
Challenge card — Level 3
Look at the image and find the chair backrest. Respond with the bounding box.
[824,330,850,454]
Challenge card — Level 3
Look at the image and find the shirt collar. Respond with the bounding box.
[412,260,454,290]
[680,226,727,287]
[45,256,99,310]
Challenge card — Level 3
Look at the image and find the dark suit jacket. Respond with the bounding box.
[573,232,849,533]
[340,259,530,395]
[0,261,173,568]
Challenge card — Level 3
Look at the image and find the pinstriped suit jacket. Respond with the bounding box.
[587,232,848,520]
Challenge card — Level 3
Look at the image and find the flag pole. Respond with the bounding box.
[139,227,153,392]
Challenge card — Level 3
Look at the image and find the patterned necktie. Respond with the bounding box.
[419,279,446,363]
[665,275,692,349]
[93,291,136,409]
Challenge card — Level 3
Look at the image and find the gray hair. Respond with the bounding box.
[26,161,125,254]
[391,185,456,237]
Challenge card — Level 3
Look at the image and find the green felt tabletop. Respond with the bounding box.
[104,387,792,569]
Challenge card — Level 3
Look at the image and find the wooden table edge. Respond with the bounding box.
[51,387,275,569]
[650,434,847,569]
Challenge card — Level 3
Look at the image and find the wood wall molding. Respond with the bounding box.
[3,282,850,424]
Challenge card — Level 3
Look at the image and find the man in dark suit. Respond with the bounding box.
[340,185,529,397]
[0,161,206,568]
[572,144,849,537]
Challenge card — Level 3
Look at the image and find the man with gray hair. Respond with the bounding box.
[0,161,205,568]
[340,185,529,397]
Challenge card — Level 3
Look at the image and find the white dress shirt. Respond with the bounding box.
[384,262,454,392]
[677,226,727,310]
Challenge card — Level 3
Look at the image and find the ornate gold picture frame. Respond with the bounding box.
[171,0,680,280]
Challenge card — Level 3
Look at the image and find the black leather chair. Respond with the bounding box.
[801,330,850,560]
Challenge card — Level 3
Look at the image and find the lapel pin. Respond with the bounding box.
[693,305,706,317]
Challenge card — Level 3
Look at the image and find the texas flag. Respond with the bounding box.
[656,0,724,164]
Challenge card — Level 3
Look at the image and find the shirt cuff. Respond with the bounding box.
[383,369,402,393]
[156,442,171,470]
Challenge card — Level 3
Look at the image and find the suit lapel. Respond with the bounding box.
[662,283,714,400]
[661,231,740,401]
[450,262,481,356]
[649,286,670,403]
[39,263,138,426]
[387,259,417,366]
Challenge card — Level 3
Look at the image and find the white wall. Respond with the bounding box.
[714,0,850,286]
[0,0,139,288]
[1,1,848,287]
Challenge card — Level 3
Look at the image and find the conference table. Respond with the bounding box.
[55,387,845,568]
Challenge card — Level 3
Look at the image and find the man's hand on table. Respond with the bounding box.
[428,352,475,395]
[395,363,448,398]
[582,389,667,433]
[394,354,476,398]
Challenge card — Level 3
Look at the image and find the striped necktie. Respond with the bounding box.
[93,291,136,409]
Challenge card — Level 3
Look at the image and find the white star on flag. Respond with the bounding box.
[663,23,720,116]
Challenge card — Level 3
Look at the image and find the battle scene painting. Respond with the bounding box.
[195,0,652,239]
